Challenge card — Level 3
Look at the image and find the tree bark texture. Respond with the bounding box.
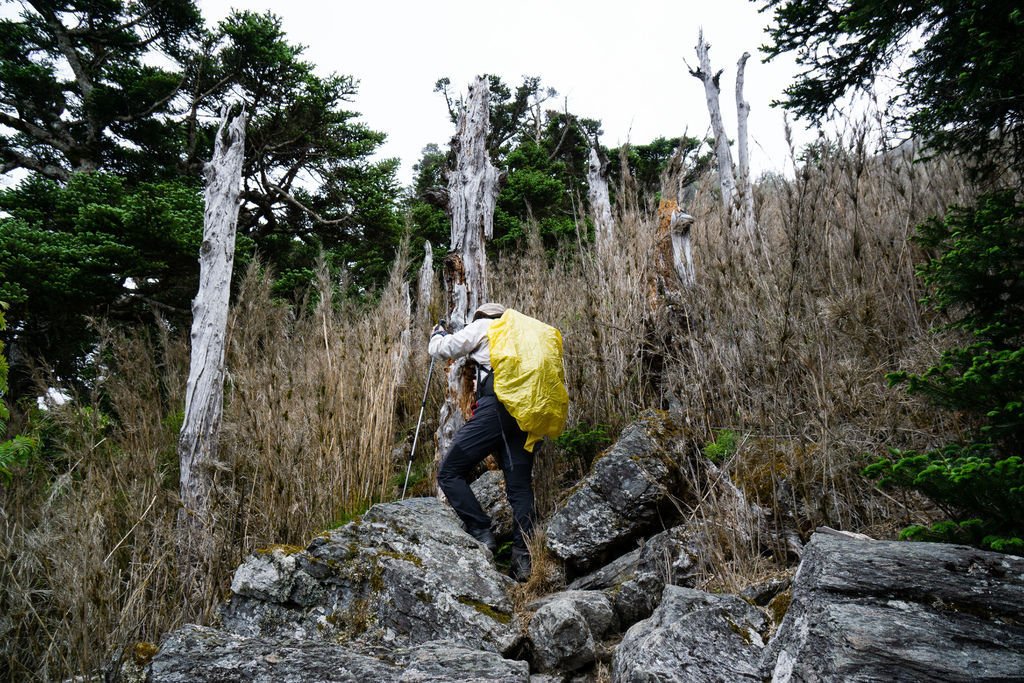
[690,31,756,238]
[436,77,499,469]
[654,199,696,292]
[417,241,434,326]
[692,31,736,213]
[177,111,245,571]
[446,76,500,329]
[735,52,756,238]
[670,208,696,285]
[587,147,614,255]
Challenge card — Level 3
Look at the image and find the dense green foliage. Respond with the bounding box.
[0,0,203,180]
[609,135,713,204]
[406,143,452,263]
[760,0,1024,175]
[213,12,402,292]
[0,302,36,483]
[866,193,1024,550]
[554,422,611,481]
[0,1,401,398]
[0,173,212,387]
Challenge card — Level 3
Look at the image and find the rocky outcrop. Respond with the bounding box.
[150,625,530,682]
[395,641,530,682]
[146,413,1024,683]
[569,524,704,627]
[545,412,690,573]
[149,624,402,682]
[613,585,767,682]
[220,497,518,654]
[525,590,617,673]
[763,532,1024,682]
[470,468,514,539]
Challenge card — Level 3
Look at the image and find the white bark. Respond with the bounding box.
[177,111,245,551]
[735,52,756,238]
[395,283,412,388]
[692,30,736,214]
[587,147,614,254]
[670,208,696,285]
[736,52,751,195]
[416,240,434,325]
[447,76,500,329]
[690,31,759,239]
[436,77,499,469]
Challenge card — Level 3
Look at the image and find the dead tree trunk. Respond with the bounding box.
[587,147,614,255]
[735,52,756,237]
[177,110,245,582]
[446,77,499,328]
[689,30,756,238]
[435,77,500,468]
[416,240,434,326]
[670,208,696,285]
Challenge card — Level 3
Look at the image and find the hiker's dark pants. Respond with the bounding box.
[438,394,534,550]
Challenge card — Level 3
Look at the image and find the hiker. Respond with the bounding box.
[429,302,534,581]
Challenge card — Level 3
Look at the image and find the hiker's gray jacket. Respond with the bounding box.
[429,318,494,368]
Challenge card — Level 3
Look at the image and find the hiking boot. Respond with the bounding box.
[510,547,532,582]
[468,526,498,555]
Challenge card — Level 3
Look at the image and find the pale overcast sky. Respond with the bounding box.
[198,0,814,185]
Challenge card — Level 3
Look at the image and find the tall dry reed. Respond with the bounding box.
[493,129,973,581]
[0,247,419,680]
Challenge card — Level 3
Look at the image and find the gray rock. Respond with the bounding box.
[397,641,530,682]
[546,413,689,572]
[527,590,616,673]
[220,497,519,654]
[229,548,324,606]
[763,533,1024,682]
[471,469,514,539]
[147,624,402,682]
[568,545,641,592]
[739,577,790,607]
[613,585,767,682]
[148,627,530,683]
[569,524,703,627]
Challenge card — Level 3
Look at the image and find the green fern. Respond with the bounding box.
[0,435,37,484]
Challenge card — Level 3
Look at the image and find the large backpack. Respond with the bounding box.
[487,309,568,452]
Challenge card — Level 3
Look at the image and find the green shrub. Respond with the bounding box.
[868,192,1024,550]
[704,429,739,464]
[0,435,38,483]
[555,422,611,470]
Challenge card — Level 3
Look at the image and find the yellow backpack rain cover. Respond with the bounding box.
[487,309,568,452]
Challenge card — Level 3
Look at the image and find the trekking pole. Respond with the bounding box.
[401,339,439,499]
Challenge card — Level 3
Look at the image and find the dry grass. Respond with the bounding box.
[494,129,972,584]
[0,248,421,680]
[666,135,970,539]
[0,129,975,679]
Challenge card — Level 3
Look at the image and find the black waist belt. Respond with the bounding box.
[476,365,495,398]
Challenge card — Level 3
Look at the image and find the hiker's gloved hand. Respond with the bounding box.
[431,323,447,338]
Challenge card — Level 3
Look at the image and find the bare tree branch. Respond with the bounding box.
[266,182,353,227]
[0,111,74,154]
[27,1,95,100]
[114,74,187,124]
[0,148,70,181]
